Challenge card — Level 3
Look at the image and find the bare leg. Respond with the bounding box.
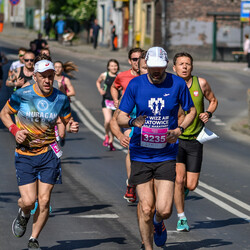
[31,180,54,239]
[186,172,200,191]
[136,181,155,250]
[154,179,175,221]
[174,163,186,214]
[18,182,38,215]
[102,108,113,143]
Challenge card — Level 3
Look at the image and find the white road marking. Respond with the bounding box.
[71,99,250,222]
[71,101,127,153]
[194,188,250,223]
[76,214,119,219]
[215,122,226,126]
[199,182,250,212]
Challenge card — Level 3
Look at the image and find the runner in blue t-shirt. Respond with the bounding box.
[0,59,79,250]
[117,47,196,249]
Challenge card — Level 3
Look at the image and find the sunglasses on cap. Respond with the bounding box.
[24,59,34,62]
[131,58,139,62]
[19,54,25,57]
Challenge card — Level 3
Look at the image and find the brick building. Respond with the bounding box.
[154,0,245,60]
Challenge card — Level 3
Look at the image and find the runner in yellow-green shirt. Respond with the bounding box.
[173,52,218,232]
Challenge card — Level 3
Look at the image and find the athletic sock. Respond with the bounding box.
[29,236,38,240]
[177,212,186,220]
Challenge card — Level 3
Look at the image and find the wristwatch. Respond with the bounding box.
[178,126,185,134]
[206,111,212,118]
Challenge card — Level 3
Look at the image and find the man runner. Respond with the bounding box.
[0,59,79,250]
[117,47,196,249]
[173,52,218,232]
[6,51,35,89]
[111,47,143,202]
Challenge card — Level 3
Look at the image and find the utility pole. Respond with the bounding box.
[128,0,134,48]
[161,0,166,48]
[40,0,45,34]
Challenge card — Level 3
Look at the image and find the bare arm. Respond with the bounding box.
[110,83,119,108]
[199,77,218,123]
[6,68,24,88]
[110,109,130,147]
[117,110,146,128]
[96,73,106,96]
[64,77,76,97]
[60,115,79,133]
[0,103,29,143]
[166,106,196,143]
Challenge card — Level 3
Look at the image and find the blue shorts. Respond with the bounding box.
[15,149,62,186]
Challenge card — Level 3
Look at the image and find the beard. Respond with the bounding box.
[148,71,166,84]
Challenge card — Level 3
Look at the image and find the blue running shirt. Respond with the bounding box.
[8,85,71,151]
[119,73,194,162]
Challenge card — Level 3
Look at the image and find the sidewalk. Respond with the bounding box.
[2,24,250,71]
[1,25,250,136]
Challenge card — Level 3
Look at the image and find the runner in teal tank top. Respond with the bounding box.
[173,52,218,232]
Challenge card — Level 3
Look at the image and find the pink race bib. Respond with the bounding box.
[141,127,168,149]
[50,141,63,158]
[105,100,116,110]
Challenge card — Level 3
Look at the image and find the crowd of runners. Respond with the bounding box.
[0,36,218,250]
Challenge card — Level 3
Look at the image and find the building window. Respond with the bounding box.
[146,4,151,35]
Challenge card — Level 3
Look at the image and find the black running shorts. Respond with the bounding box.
[129,160,176,186]
[176,139,203,173]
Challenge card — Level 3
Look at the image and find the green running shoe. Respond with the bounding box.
[177,218,190,232]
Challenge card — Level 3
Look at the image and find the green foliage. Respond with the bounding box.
[48,0,97,21]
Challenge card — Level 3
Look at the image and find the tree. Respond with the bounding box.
[48,0,97,22]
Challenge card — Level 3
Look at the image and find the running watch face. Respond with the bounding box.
[8,85,71,148]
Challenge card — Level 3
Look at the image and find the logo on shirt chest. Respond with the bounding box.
[193,90,199,97]
[37,100,49,111]
[148,98,165,115]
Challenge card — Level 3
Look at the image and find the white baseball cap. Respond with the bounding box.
[34,60,55,73]
[146,47,168,68]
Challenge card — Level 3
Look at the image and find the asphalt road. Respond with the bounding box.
[0,39,249,250]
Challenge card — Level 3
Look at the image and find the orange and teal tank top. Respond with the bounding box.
[179,76,204,140]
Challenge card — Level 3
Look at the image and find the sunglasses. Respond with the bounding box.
[131,58,139,62]
[19,54,25,57]
[24,59,34,62]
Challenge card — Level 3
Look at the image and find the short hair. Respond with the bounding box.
[24,51,35,58]
[138,50,147,75]
[40,48,51,55]
[34,54,52,64]
[18,47,27,53]
[245,34,249,39]
[128,47,143,59]
[107,59,120,71]
[173,52,193,66]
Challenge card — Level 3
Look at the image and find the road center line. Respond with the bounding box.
[194,188,250,222]
[199,182,250,212]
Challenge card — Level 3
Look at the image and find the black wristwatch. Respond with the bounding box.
[178,126,185,134]
[206,111,212,118]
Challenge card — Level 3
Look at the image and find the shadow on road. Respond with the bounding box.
[38,237,126,250]
[192,217,249,230]
[50,204,112,216]
[166,238,232,249]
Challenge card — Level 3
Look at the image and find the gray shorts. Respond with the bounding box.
[129,160,176,186]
